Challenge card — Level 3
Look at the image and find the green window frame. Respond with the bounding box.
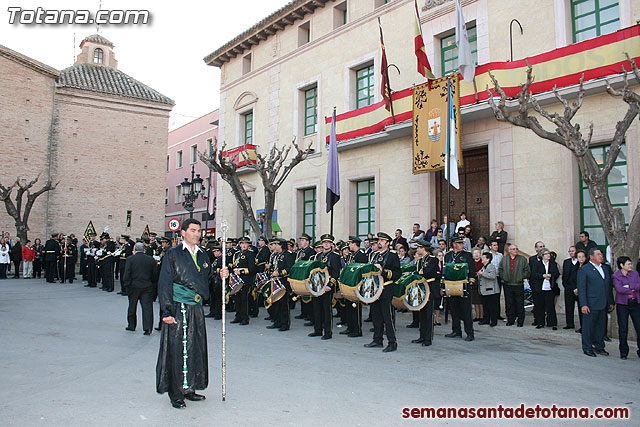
[579,144,628,250]
[304,87,318,136]
[356,179,375,239]
[571,0,619,43]
[355,64,374,109]
[441,26,478,76]
[243,112,253,145]
[303,188,316,241]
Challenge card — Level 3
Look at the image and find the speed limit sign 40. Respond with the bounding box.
[168,218,181,232]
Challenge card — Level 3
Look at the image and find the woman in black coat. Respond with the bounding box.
[9,238,22,278]
[530,248,560,329]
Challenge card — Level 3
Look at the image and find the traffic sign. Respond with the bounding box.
[168,218,181,232]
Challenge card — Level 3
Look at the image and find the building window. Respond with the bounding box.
[175,185,182,204]
[571,0,619,42]
[93,48,103,64]
[579,143,628,249]
[165,188,168,205]
[176,150,183,168]
[243,112,253,145]
[298,21,311,47]
[356,179,375,239]
[190,144,198,164]
[441,25,478,76]
[333,1,347,29]
[206,138,213,157]
[374,0,390,8]
[242,53,252,75]
[303,188,317,241]
[355,64,374,109]
[304,87,318,136]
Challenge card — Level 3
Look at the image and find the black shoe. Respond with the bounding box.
[583,350,596,357]
[552,326,557,330]
[517,324,524,327]
[445,332,462,338]
[278,326,289,331]
[465,335,475,342]
[382,342,397,352]
[478,321,489,325]
[205,313,215,318]
[304,321,314,327]
[171,399,186,409]
[576,328,582,333]
[364,317,372,322]
[154,327,161,331]
[117,292,124,295]
[308,331,322,337]
[422,341,432,347]
[364,341,383,348]
[184,393,206,401]
[563,326,574,330]
[294,314,305,319]
[603,336,611,342]
[531,321,537,326]
[536,325,544,329]
[230,318,241,324]
[321,334,332,340]
[266,324,279,329]
[240,320,249,325]
[411,338,425,344]
[143,330,152,335]
[347,332,362,337]
[125,327,135,331]
[490,322,497,327]
[369,327,375,332]
[621,355,628,360]
[498,316,505,320]
[339,330,352,335]
[406,323,419,328]
[264,316,272,321]
[506,322,514,326]
[595,349,609,356]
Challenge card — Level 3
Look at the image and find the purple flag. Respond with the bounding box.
[326,109,340,213]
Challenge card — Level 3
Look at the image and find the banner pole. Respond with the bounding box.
[220,220,228,402]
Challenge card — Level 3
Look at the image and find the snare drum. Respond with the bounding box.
[442,262,470,297]
[338,263,384,304]
[260,278,287,309]
[227,273,244,296]
[255,272,271,292]
[392,274,430,311]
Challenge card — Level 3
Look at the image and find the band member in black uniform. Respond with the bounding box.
[444,236,476,341]
[411,240,440,346]
[118,235,134,295]
[308,234,340,340]
[206,244,223,319]
[84,234,99,287]
[61,236,77,283]
[224,238,237,313]
[365,232,401,352]
[57,234,65,282]
[294,233,315,321]
[79,239,88,282]
[43,233,61,283]
[98,232,116,292]
[142,237,153,256]
[227,236,256,325]
[342,236,368,337]
[267,238,294,331]
[252,236,270,317]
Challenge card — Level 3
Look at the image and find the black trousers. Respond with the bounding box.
[272,294,290,329]
[119,259,127,293]
[12,259,20,277]
[616,303,640,358]
[532,290,544,325]
[63,259,75,282]
[57,258,64,280]
[101,260,114,290]
[248,288,258,316]
[504,285,525,325]
[347,302,362,335]
[127,287,154,331]
[482,293,500,325]
[33,258,42,278]
[313,292,332,336]
[418,297,434,343]
[234,283,250,322]
[209,279,222,317]
[114,259,120,279]
[87,259,97,286]
[371,297,396,344]
[564,288,579,328]
[582,308,606,352]
[537,290,557,327]
[449,296,473,337]
[45,260,57,282]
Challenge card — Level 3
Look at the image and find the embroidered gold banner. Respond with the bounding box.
[412,75,462,174]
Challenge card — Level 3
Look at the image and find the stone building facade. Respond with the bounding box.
[205,0,638,259]
[0,34,173,241]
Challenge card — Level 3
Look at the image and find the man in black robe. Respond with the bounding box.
[156,218,212,409]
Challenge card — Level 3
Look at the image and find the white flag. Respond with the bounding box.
[455,0,476,84]
[445,81,460,189]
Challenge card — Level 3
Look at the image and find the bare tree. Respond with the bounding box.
[486,55,640,266]
[199,137,312,238]
[0,173,58,243]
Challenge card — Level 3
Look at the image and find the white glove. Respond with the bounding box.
[96,249,103,256]
[153,255,160,261]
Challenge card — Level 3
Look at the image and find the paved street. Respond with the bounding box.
[0,278,637,426]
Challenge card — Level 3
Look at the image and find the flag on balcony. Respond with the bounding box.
[378,18,392,112]
[445,78,460,189]
[326,109,340,213]
[455,0,476,84]
[414,0,435,80]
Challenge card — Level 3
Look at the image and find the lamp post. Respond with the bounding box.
[181,164,206,219]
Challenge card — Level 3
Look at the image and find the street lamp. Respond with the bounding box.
[181,164,207,218]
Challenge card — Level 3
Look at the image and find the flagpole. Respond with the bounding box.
[220,220,228,402]
[446,77,452,250]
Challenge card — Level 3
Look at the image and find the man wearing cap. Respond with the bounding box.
[61,236,77,284]
[308,234,341,340]
[411,240,440,346]
[343,236,368,337]
[84,233,99,287]
[252,237,270,317]
[98,233,116,292]
[156,218,212,409]
[43,233,61,283]
[118,235,134,295]
[226,236,256,325]
[205,243,223,319]
[365,232,401,352]
[444,237,476,341]
[266,238,294,331]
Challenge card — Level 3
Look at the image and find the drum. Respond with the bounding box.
[442,262,470,297]
[392,274,430,311]
[401,263,416,275]
[289,260,329,297]
[227,273,244,296]
[338,263,384,304]
[255,272,271,292]
[260,278,287,309]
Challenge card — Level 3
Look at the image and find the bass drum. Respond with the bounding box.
[289,260,329,297]
[338,263,384,304]
[392,274,430,311]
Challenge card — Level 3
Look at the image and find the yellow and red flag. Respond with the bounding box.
[414,0,435,80]
[378,17,392,112]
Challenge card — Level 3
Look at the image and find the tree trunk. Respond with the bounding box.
[263,190,276,238]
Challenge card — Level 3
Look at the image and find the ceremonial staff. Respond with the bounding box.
[62,234,67,282]
[220,220,228,402]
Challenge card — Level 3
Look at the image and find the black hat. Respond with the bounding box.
[312,241,322,249]
[211,245,222,251]
[100,232,110,240]
[135,238,142,243]
[320,234,334,242]
[348,235,362,244]
[337,242,348,251]
[225,238,236,244]
[416,239,431,248]
[376,232,392,242]
[51,233,59,238]
[159,237,169,243]
[149,232,157,237]
[452,236,465,244]
[238,236,251,243]
[258,236,267,242]
[268,238,280,245]
[300,233,312,241]
[121,234,130,239]
[142,236,150,243]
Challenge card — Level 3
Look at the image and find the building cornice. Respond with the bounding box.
[0,43,59,78]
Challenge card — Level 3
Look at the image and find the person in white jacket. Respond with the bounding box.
[0,238,10,279]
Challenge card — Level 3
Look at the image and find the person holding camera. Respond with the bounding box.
[613,256,640,360]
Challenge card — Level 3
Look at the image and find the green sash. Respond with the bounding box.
[173,283,203,305]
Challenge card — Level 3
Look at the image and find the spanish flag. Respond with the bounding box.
[414,0,435,80]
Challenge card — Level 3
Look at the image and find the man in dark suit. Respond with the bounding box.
[124,242,159,335]
[577,248,614,357]
[562,246,579,329]
[575,231,598,253]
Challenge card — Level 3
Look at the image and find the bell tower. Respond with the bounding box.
[75,34,118,68]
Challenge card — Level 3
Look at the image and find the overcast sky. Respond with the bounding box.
[1,0,287,130]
